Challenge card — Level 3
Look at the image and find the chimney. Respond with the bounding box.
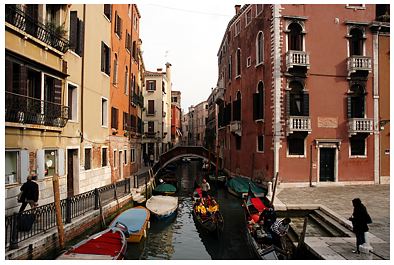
[235,5,241,15]
[165,62,172,87]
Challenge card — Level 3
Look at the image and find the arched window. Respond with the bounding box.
[236,48,241,77]
[288,81,309,116]
[124,66,129,95]
[349,28,364,56]
[256,32,264,64]
[253,81,264,120]
[348,84,365,118]
[288,23,303,51]
[113,53,118,85]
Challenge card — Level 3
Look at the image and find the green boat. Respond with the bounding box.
[226,176,266,198]
[153,183,177,195]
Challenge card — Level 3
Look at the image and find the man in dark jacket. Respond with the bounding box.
[349,198,372,254]
[18,174,39,213]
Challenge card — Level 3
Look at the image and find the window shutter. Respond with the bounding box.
[119,17,122,39]
[347,96,352,118]
[58,148,65,176]
[260,92,264,119]
[303,92,309,116]
[5,59,13,92]
[36,149,45,179]
[101,42,105,72]
[53,79,62,105]
[20,65,27,96]
[20,150,29,183]
[77,19,84,56]
[69,11,78,51]
[286,91,290,117]
[114,11,118,33]
[253,93,258,120]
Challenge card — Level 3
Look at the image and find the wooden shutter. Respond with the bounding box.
[69,11,78,51]
[303,92,309,116]
[20,150,29,183]
[101,42,105,72]
[36,149,45,179]
[53,79,62,105]
[119,16,122,39]
[77,19,84,56]
[347,96,352,118]
[104,4,111,20]
[5,58,13,92]
[58,148,65,176]
[114,11,118,33]
[286,90,290,117]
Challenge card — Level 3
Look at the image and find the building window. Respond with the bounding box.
[113,150,117,168]
[131,148,136,163]
[101,42,110,75]
[147,100,155,115]
[101,97,108,126]
[146,80,156,91]
[257,135,264,152]
[256,4,263,15]
[349,27,365,56]
[68,83,77,121]
[45,150,57,177]
[233,91,241,121]
[111,107,118,130]
[256,31,264,65]
[288,22,303,51]
[236,135,242,150]
[124,66,129,95]
[235,20,241,36]
[148,121,154,133]
[288,81,309,117]
[228,55,232,80]
[113,53,118,85]
[347,84,365,118]
[84,148,91,170]
[104,4,111,20]
[114,11,122,38]
[247,56,251,67]
[245,9,252,26]
[126,31,131,52]
[102,147,108,167]
[253,81,264,120]
[69,11,84,56]
[124,149,128,164]
[236,48,241,77]
[350,137,366,156]
[132,41,137,59]
[5,150,19,185]
[288,137,305,156]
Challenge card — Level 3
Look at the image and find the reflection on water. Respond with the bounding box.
[127,160,253,260]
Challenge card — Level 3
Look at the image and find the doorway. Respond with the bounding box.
[319,148,336,182]
[67,149,78,197]
[119,150,123,179]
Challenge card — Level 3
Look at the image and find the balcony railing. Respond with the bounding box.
[287,116,311,135]
[348,118,374,136]
[5,5,69,53]
[286,50,310,71]
[347,56,372,76]
[230,120,242,136]
[5,91,69,128]
[144,131,157,138]
[131,93,144,107]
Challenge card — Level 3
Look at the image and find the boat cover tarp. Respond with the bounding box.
[146,195,178,216]
[250,197,268,212]
[72,229,123,256]
[227,176,266,196]
[154,183,177,193]
[111,208,148,233]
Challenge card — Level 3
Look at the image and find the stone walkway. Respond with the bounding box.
[275,184,390,259]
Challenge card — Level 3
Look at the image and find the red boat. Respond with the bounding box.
[57,226,128,260]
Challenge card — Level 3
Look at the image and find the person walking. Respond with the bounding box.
[349,198,372,254]
[200,178,211,198]
[18,174,39,213]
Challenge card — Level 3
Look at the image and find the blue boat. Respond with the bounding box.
[109,206,150,243]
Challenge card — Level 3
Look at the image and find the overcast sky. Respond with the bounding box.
[138,0,237,114]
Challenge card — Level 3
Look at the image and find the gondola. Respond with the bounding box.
[226,176,266,198]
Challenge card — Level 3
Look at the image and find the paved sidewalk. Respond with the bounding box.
[275,184,390,259]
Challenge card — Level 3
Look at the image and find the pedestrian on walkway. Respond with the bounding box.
[349,198,372,254]
[18,174,39,213]
[149,153,154,166]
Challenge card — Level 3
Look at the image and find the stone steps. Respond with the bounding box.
[310,209,353,237]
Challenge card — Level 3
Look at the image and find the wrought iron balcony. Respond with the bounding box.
[131,92,144,107]
[230,120,242,136]
[287,116,311,135]
[286,50,310,71]
[5,91,69,128]
[5,5,69,53]
[348,118,374,136]
[347,56,372,76]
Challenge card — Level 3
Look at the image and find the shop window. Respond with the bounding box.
[45,150,57,176]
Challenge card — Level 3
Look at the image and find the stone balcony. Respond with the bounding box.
[286,50,310,71]
[287,116,311,135]
[348,118,374,136]
[347,56,372,76]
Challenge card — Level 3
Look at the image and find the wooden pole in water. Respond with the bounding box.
[270,172,279,207]
[52,175,65,249]
[296,216,308,254]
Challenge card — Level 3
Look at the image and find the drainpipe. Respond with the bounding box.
[272,4,282,184]
[372,29,380,184]
[80,4,86,143]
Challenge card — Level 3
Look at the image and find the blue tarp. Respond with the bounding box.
[227,176,266,196]
[110,208,148,233]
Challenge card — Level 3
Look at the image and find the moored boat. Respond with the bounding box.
[226,176,266,198]
[57,225,128,260]
[153,183,177,196]
[146,195,178,220]
[109,206,150,243]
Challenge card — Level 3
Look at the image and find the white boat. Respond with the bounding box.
[146,195,178,220]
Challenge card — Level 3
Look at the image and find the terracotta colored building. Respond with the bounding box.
[171,91,182,146]
[217,4,386,186]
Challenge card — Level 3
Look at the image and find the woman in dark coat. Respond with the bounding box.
[349,198,372,254]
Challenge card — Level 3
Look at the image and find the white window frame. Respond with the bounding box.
[125,66,129,95]
[256,31,264,67]
[285,20,306,53]
[245,8,252,27]
[124,149,128,165]
[84,147,92,171]
[256,4,263,16]
[44,149,58,177]
[235,48,241,79]
[349,138,367,158]
[101,146,108,167]
[286,137,307,158]
[256,135,264,153]
[5,150,20,185]
[235,20,241,36]
[101,97,108,128]
[246,56,251,68]
[66,81,79,122]
[131,148,136,163]
[113,149,117,169]
[345,4,366,10]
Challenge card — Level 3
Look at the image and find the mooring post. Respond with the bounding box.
[9,213,19,250]
[52,175,65,249]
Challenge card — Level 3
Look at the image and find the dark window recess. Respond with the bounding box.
[148,121,154,133]
[104,4,111,20]
[253,82,264,120]
[102,147,107,167]
[123,112,128,130]
[84,148,91,170]
[130,114,136,131]
[236,49,241,76]
[101,42,110,75]
[236,135,242,150]
[288,82,309,116]
[347,84,365,118]
[288,137,305,155]
[257,135,264,152]
[111,107,118,129]
[228,56,232,80]
[376,4,390,22]
[114,11,122,38]
[148,100,155,114]
[350,137,366,156]
[126,32,131,51]
[132,41,137,59]
[349,28,364,56]
[288,23,303,51]
[69,11,84,56]
[233,93,241,121]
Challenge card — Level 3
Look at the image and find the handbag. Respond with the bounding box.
[17,191,23,203]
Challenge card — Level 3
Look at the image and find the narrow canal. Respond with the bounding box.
[126,159,253,260]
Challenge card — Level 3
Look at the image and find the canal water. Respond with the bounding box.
[126,159,254,260]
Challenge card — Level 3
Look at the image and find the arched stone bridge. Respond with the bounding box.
[152,146,222,175]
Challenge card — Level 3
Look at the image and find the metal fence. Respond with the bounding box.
[5,179,130,250]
